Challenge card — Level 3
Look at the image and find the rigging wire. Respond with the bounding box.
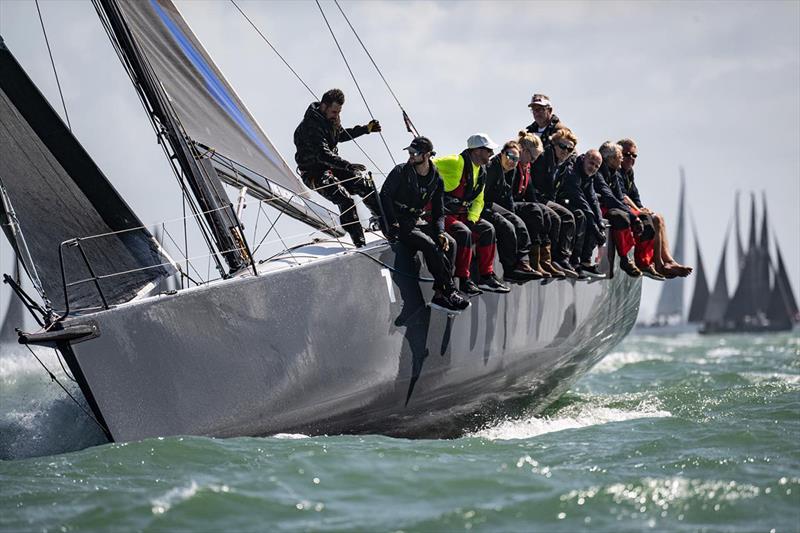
[227,0,387,176]
[34,0,72,131]
[332,0,420,137]
[314,0,396,166]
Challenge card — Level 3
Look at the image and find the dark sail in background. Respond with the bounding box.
[654,168,686,322]
[773,240,799,322]
[703,236,730,328]
[687,222,709,323]
[106,0,341,236]
[0,36,174,314]
[0,259,26,343]
[734,191,746,269]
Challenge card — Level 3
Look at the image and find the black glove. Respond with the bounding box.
[346,163,367,174]
[366,119,381,133]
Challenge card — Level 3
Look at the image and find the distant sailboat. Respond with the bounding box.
[734,191,746,269]
[687,220,709,324]
[701,233,730,331]
[652,168,686,325]
[702,192,796,334]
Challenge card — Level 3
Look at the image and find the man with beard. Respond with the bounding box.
[380,136,470,312]
[433,134,510,296]
[294,88,383,248]
[617,138,692,279]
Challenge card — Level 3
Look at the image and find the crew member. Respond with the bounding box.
[380,137,470,312]
[618,138,692,278]
[553,149,606,277]
[596,141,657,278]
[294,88,382,247]
[483,141,541,282]
[433,134,510,296]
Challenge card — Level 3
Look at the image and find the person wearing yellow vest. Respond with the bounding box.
[433,134,510,296]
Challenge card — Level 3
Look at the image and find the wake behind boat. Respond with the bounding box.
[0,0,641,444]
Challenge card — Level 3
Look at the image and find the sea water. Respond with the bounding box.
[1,332,798,532]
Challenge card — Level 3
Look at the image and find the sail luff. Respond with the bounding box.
[687,220,709,323]
[97,0,249,276]
[774,238,799,322]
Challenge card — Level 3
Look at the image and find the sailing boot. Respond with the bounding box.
[529,244,551,278]
[540,244,565,278]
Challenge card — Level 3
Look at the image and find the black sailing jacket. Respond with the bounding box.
[621,168,644,208]
[483,155,515,212]
[380,162,445,235]
[595,163,633,214]
[525,114,563,150]
[293,102,369,172]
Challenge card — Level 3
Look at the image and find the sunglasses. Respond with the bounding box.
[557,143,574,151]
[623,152,638,159]
[504,152,520,162]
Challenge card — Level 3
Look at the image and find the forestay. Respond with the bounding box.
[0,37,175,315]
[112,0,342,235]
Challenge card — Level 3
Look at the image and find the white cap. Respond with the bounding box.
[466,133,498,150]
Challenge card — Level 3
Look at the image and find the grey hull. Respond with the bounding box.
[58,241,641,442]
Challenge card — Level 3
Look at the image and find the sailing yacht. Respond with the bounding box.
[0,0,642,443]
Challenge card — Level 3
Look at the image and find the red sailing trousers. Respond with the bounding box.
[602,207,655,266]
[444,214,496,278]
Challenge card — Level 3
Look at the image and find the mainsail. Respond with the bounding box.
[773,238,799,323]
[0,36,174,315]
[734,190,745,269]
[687,221,709,323]
[97,0,341,238]
[654,168,686,322]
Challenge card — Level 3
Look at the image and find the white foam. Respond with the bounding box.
[150,481,231,515]
[473,401,671,441]
[272,433,311,440]
[740,372,800,386]
[591,351,673,374]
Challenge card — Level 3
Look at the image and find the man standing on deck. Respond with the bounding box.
[433,134,510,296]
[617,138,692,278]
[294,88,383,248]
[380,137,470,312]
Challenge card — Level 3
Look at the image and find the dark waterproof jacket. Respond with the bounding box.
[620,168,643,208]
[293,102,369,172]
[525,114,563,149]
[595,163,632,214]
[380,162,445,235]
[531,145,558,202]
[554,154,594,215]
[483,155,515,212]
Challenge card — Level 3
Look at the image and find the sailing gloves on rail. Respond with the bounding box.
[366,119,382,133]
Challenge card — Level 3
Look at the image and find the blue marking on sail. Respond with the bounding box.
[150,0,284,170]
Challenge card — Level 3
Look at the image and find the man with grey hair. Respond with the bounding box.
[595,142,660,278]
[617,138,692,278]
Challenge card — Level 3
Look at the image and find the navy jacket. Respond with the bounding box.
[380,162,445,235]
[554,154,595,215]
[483,155,515,212]
[621,168,643,208]
[525,114,563,150]
[595,163,632,214]
[294,102,369,172]
[531,145,558,202]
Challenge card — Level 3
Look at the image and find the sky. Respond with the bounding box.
[0,0,798,322]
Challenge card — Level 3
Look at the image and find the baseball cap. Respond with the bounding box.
[466,133,499,150]
[528,93,552,108]
[403,136,435,155]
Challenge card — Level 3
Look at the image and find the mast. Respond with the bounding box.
[1,258,26,343]
[96,0,249,277]
[687,220,709,323]
[654,168,686,323]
